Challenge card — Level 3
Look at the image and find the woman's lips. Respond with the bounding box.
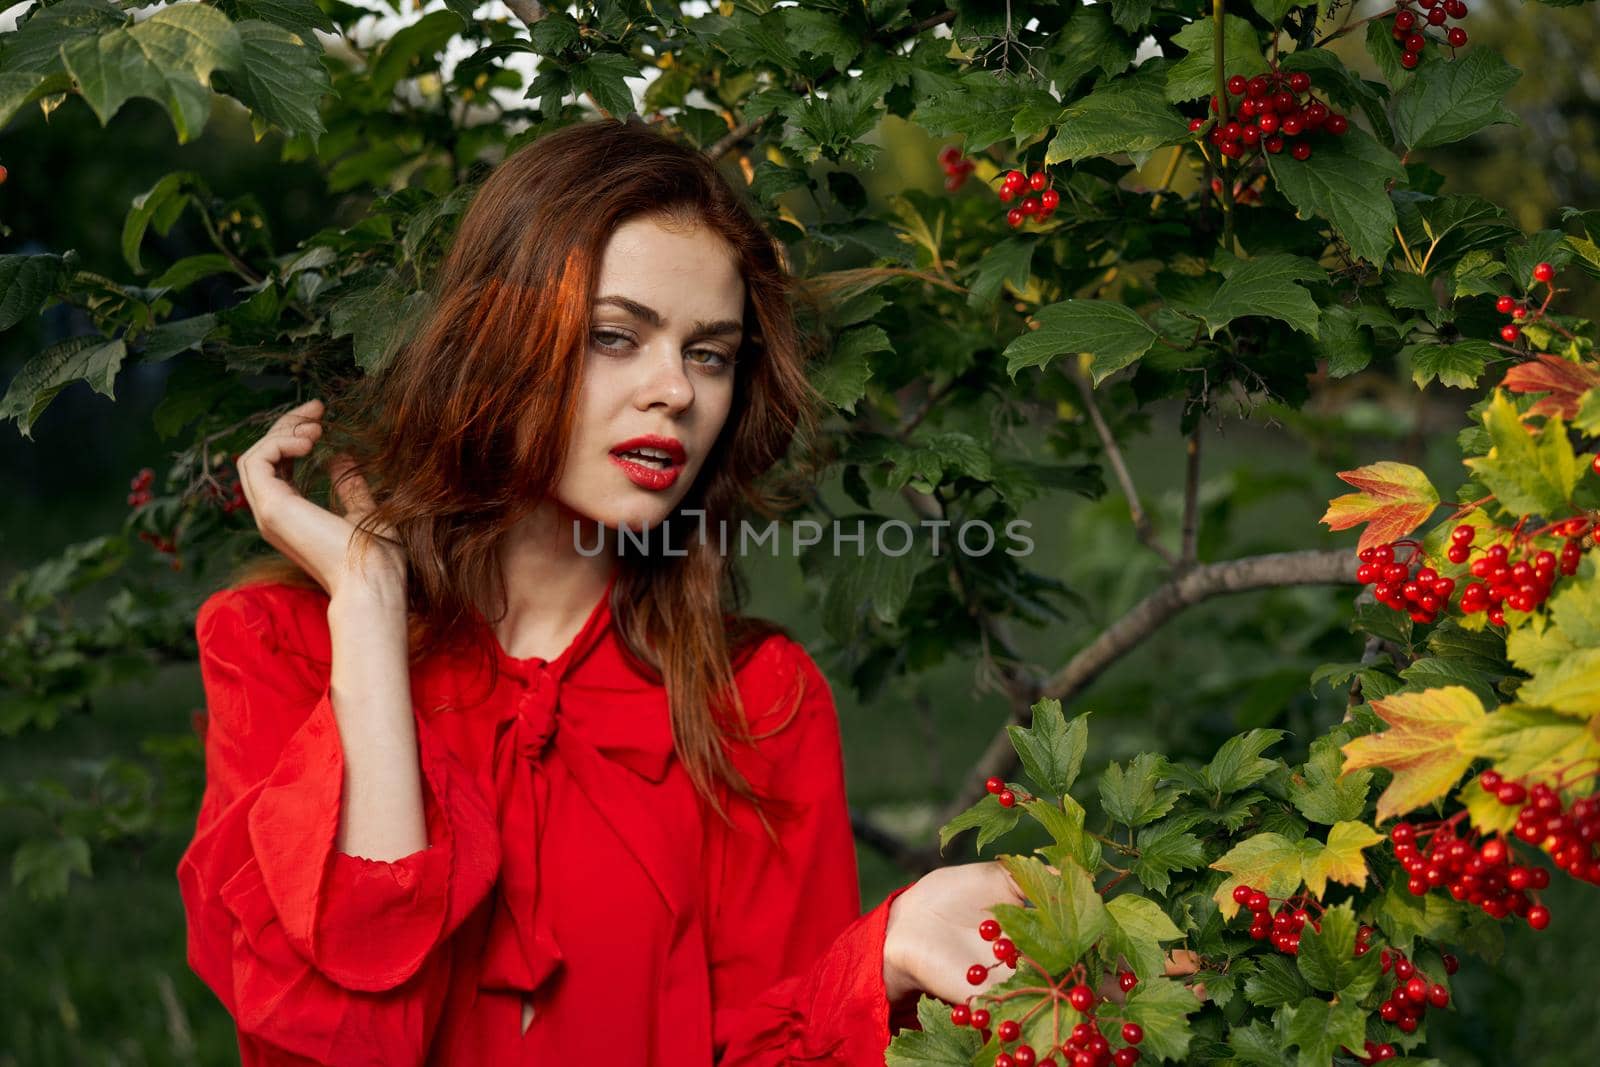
[609,451,683,490]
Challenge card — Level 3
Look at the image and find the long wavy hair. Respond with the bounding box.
[229,117,827,818]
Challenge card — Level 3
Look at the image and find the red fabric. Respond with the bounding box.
[176,575,915,1066]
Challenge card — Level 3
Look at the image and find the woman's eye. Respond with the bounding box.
[591,329,632,350]
[688,349,733,369]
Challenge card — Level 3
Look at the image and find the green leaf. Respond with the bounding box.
[368,10,463,98]
[1199,255,1324,338]
[1049,6,1135,92]
[234,0,335,35]
[122,171,202,275]
[1122,977,1202,1061]
[1201,728,1286,794]
[10,835,92,901]
[967,237,1036,312]
[1409,339,1495,390]
[138,313,215,364]
[1165,16,1268,102]
[1007,699,1089,796]
[222,20,329,145]
[1227,1021,1293,1067]
[1132,818,1208,893]
[1463,390,1580,517]
[1392,47,1521,150]
[0,253,73,331]
[1267,126,1405,266]
[940,793,1023,854]
[884,994,983,1065]
[915,74,1031,154]
[1003,300,1159,382]
[812,325,888,413]
[0,71,74,128]
[1316,304,1376,379]
[1251,0,1299,23]
[0,335,128,438]
[1100,753,1182,828]
[781,8,860,71]
[1290,734,1371,825]
[1455,250,1510,298]
[1297,902,1382,998]
[1030,793,1103,873]
[1104,894,1185,979]
[61,3,242,143]
[570,52,637,118]
[1243,954,1311,1007]
[1283,996,1367,1067]
[1046,66,1193,163]
[329,282,432,374]
[992,856,1108,972]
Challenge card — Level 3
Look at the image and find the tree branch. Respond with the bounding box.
[933,548,1358,838]
[1180,425,1201,565]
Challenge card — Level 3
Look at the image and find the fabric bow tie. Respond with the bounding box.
[475,639,685,1001]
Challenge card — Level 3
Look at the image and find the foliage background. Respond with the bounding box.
[2,0,1599,1063]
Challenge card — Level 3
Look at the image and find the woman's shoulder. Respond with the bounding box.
[727,619,835,738]
[196,579,333,668]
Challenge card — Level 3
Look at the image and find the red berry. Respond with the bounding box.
[972,1008,992,1029]
[1401,50,1421,69]
[1227,74,1248,95]
[986,776,1004,795]
[979,919,1002,941]
[1233,885,1254,904]
[1501,324,1521,343]
[1447,26,1468,47]
[1405,33,1427,53]
[1041,189,1060,210]
[1291,141,1312,161]
[1533,261,1555,283]
[1496,294,1516,314]
[944,174,966,192]
[1003,170,1024,189]
[997,788,1016,807]
[1592,454,1600,477]
[1447,0,1469,15]
[1281,115,1304,136]
[938,145,961,167]
[1028,171,1049,191]
[999,1019,1022,1042]
[1188,117,1205,132]
[951,1003,971,1026]
[1428,983,1450,1008]
[1396,10,1417,30]
[1114,1050,1140,1067]
[1020,196,1041,216]
[993,937,1017,961]
[1528,904,1551,930]
[1442,952,1460,975]
[1118,970,1138,992]
[1247,891,1271,912]
[1326,113,1349,135]
[1067,984,1094,1012]
[1265,135,1285,154]
[1247,75,1271,97]
[967,964,989,985]
[1014,1047,1036,1067]
[1122,1022,1144,1045]
[1287,72,1311,94]
[1006,209,1024,228]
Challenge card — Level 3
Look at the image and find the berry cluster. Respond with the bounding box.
[938,144,977,192]
[985,775,1021,808]
[127,467,155,509]
[1496,261,1557,345]
[956,919,1147,1067]
[1193,70,1349,163]
[1390,0,1471,70]
[1375,948,1452,1034]
[206,465,249,515]
[996,169,1059,229]
[1230,885,1327,955]
[1389,820,1552,929]
[1354,541,1454,624]
[1347,1039,1399,1064]
[1482,772,1600,887]
[1355,518,1591,628]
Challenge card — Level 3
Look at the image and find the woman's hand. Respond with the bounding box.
[882,861,1204,1005]
[236,398,406,602]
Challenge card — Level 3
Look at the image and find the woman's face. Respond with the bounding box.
[552,213,745,535]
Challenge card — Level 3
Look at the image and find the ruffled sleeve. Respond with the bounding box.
[176,583,500,1066]
[711,636,918,1064]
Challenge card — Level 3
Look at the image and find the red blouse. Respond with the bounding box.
[176,574,914,1065]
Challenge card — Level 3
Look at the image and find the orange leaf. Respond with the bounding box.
[1500,355,1600,420]
[1340,687,1487,822]
[1319,461,1439,553]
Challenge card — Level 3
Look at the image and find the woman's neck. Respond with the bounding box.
[492,501,618,662]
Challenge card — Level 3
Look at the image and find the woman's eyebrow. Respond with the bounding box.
[594,295,742,337]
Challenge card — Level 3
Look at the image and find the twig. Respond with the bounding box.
[1180,425,1201,566]
[1070,364,1178,567]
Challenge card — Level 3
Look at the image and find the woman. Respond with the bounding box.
[177,117,1035,1066]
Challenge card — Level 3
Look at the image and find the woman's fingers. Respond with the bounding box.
[1163,949,1201,977]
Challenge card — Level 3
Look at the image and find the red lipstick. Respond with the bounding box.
[608,435,687,491]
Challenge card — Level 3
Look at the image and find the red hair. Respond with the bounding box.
[231,117,826,817]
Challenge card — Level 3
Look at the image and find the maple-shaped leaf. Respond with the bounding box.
[1500,354,1600,420]
[1459,772,1520,835]
[1007,698,1089,796]
[885,995,983,1064]
[1462,390,1581,518]
[1211,832,1308,918]
[1300,820,1384,898]
[1320,461,1439,552]
[992,856,1107,972]
[1340,686,1487,821]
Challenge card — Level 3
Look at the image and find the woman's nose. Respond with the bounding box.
[636,344,693,414]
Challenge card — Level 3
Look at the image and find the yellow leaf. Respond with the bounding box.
[1302,820,1383,898]
[1517,648,1600,717]
[1341,687,1486,822]
[1459,773,1521,835]
[1320,461,1440,553]
[1461,703,1600,781]
[1211,833,1307,918]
